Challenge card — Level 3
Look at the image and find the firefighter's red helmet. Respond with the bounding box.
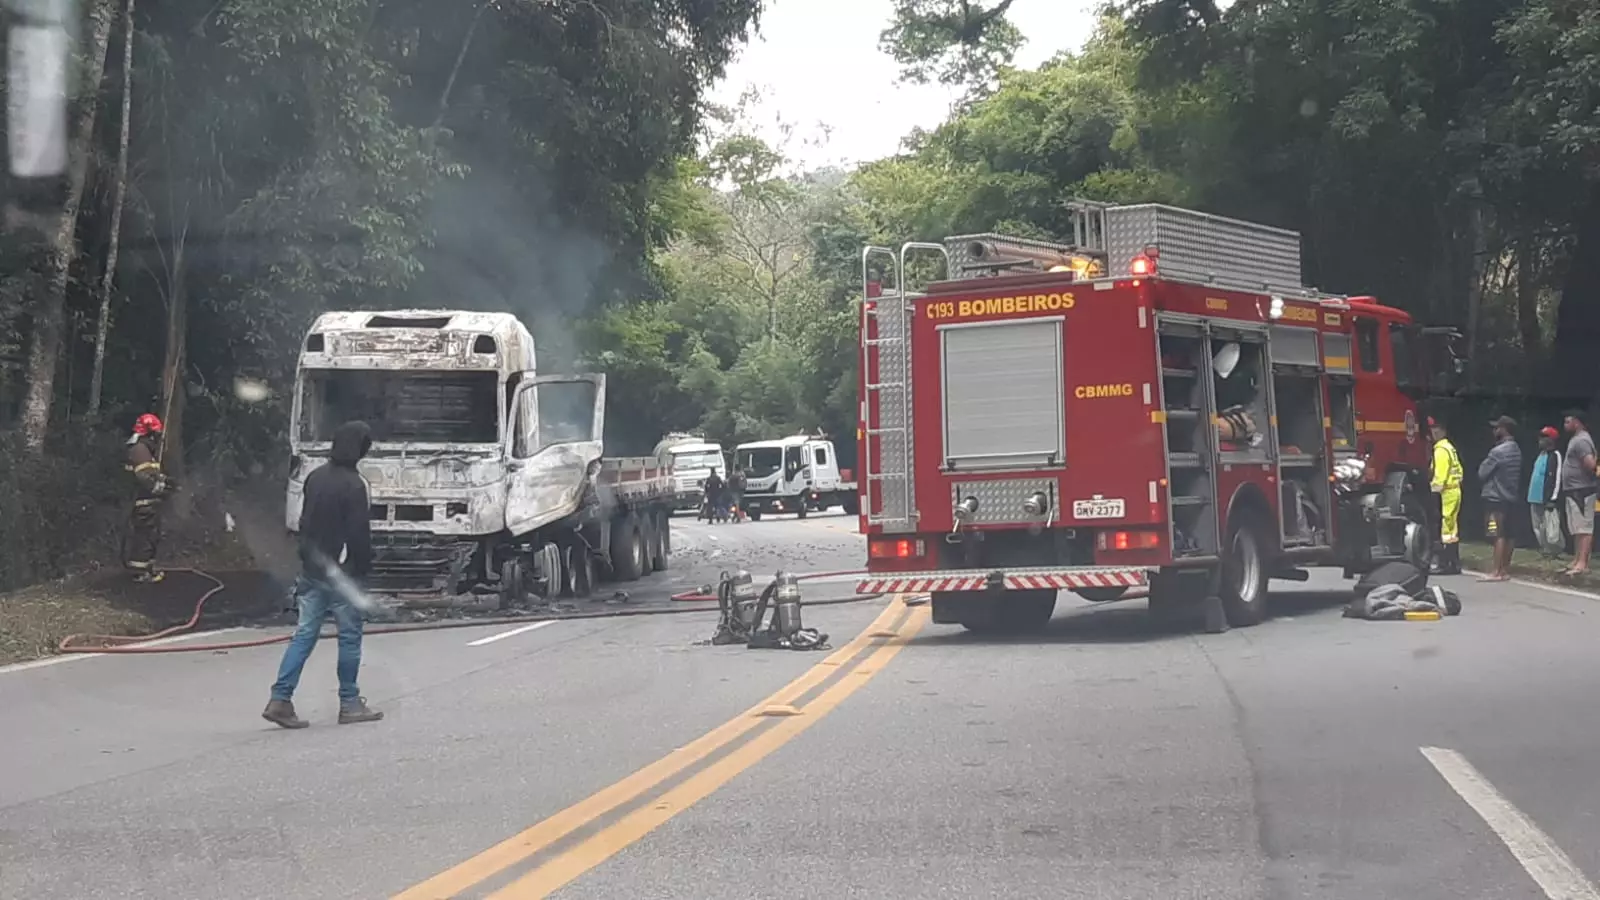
[134,413,164,435]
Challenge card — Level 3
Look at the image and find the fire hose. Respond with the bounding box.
[56,568,882,656]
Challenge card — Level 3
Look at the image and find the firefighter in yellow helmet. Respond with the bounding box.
[125,413,175,583]
[1429,416,1463,574]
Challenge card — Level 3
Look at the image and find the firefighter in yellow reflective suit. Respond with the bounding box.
[1429,417,1463,574]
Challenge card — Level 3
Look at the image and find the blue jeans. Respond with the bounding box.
[271,575,364,702]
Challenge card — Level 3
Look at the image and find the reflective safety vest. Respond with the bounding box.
[1432,438,1463,491]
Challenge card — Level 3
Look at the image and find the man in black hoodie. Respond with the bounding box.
[263,421,383,728]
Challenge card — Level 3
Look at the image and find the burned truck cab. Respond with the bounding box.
[286,310,536,595]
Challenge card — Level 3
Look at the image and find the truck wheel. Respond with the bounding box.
[1221,515,1268,627]
[566,544,595,599]
[638,516,658,574]
[499,558,525,609]
[1074,586,1128,603]
[748,508,762,522]
[609,513,645,581]
[533,543,562,599]
[841,492,860,516]
[651,509,671,571]
[1401,491,1433,572]
[796,502,808,519]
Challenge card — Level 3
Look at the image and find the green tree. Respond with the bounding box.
[880,0,1025,87]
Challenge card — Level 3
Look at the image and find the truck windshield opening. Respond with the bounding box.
[672,450,722,470]
[299,370,499,443]
[737,447,781,478]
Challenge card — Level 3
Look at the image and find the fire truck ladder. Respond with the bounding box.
[861,246,911,530]
[860,242,947,530]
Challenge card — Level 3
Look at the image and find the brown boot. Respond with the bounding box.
[338,697,384,724]
[262,699,309,729]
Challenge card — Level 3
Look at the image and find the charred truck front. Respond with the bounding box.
[856,203,1461,633]
[287,310,673,609]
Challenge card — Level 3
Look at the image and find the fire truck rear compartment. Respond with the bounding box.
[939,317,1063,472]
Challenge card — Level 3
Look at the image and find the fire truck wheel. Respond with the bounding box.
[1221,517,1268,627]
[1401,492,1433,571]
[1074,586,1128,603]
[610,513,646,582]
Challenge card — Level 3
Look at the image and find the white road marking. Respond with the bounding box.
[1420,746,1600,899]
[467,620,557,647]
[0,627,251,676]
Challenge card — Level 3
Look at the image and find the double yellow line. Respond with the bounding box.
[395,595,928,900]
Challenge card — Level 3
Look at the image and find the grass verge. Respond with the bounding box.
[1457,543,1600,593]
[0,532,269,667]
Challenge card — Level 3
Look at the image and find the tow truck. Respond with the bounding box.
[855,202,1461,632]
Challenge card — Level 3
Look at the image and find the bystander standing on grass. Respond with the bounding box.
[1477,416,1523,582]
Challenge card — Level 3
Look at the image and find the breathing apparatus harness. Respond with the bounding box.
[711,570,830,650]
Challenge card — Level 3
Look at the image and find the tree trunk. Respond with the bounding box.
[18,0,119,451]
[159,230,191,520]
[88,0,136,418]
[1516,226,1541,380]
[1551,185,1600,403]
[1462,202,1487,391]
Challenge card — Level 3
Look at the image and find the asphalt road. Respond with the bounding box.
[4,512,1599,900]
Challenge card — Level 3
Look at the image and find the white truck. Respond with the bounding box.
[733,434,860,520]
[652,433,727,512]
[286,309,674,608]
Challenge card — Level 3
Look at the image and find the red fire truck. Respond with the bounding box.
[855,201,1460,633]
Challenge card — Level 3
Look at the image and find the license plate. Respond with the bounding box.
[1072,498,1125,519]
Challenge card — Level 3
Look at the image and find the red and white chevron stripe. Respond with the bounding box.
[1005,570,1146,590]
[855,574,988,594]
[856,568,1148,595]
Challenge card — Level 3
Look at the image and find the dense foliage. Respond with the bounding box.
[1,0,1597,590]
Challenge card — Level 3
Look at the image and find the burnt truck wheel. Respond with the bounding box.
[532,543,562,600]
[650,509,671,571]
[568,544,596,599]
[1221,516,1268,627]
[638,515,658,574]
[498,558,525,609]
[609,513,645,581]
[1074,586,1128,603]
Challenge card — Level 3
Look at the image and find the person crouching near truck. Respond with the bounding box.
[1528,426,1564,558]
[1477,415,1524,582]
[262,421,383,729]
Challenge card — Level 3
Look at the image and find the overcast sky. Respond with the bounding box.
[706,0,1101,171]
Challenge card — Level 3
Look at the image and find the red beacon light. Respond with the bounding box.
[1128,243,1160,276]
